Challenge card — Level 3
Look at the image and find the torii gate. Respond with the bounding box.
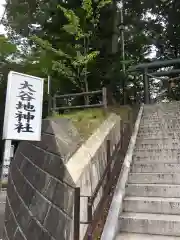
[128,58,180,104]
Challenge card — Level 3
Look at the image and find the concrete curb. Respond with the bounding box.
[100,105,144,240]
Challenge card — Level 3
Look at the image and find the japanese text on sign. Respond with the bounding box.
[3,71,44,141]
[15,81,36,133]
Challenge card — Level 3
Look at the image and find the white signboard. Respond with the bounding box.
[3,71,44,141]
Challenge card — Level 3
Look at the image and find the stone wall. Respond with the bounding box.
[3,118,82,240]
[3,114,121,240]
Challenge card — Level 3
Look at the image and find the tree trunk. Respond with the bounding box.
[111,0,119,54]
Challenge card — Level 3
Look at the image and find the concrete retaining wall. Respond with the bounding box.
[66,113,121,239]
[3,114,121,240]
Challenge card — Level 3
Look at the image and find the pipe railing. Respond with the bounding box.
[73,105,142,240]
[100,105,144,240]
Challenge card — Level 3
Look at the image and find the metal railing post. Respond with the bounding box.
[87,197,93,240]
[106,139,111,192]
[74,187,80,240]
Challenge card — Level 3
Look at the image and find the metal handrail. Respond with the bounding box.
[100,105,144,240]
[73,105,141,240]
[73,122,124,240]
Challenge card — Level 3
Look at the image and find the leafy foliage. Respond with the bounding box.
[1,0,180,104]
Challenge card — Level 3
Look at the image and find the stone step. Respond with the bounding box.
[138,130,180,135]
[142,113,180,117]
[156,111,180,114]
[137,133,180,138]
[143,112,180,115]
[141,117,180,122]
[139,124,164,127]
[135,143,180,150]
[141,119,180,122]
[126,184,180,198]
[140,122,178,125]
[140,122,180,126]
[137,131,180,135]
[116,233,180,240]
[140,125,180,129]
[138,126,163,129]
[133,149,180,158]
[139,125,180,131]
[136,138,176,144]
[128,173,180,184]
[143,110,180,114]
[133,152,180,159]
[141,117,161,120]
[140,122,180,127]
[134,148,180,153]
[119,212,180,236]
[132,155,180,163]
[142,111,180,115]
[123,196,180,215]
[131,163,180,173]
[138,125,180,129]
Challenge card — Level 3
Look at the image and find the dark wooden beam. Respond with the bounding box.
[150,69,180,77]
[143,69,150,104]
[129,58,180,71]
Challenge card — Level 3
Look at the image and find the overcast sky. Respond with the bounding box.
[0,0,5,34]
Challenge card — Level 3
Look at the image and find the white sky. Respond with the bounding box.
[0,0,5,34]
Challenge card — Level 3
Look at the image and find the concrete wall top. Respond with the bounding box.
[66,113,121,184]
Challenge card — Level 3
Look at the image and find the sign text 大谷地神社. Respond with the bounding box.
[3,71,44,141]
[1,71,44,183]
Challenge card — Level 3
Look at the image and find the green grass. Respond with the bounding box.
[0,181,8,189]
[51,106,131,140]
[52,108,108,139]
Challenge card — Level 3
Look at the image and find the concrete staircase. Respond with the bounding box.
[117,102,180,239]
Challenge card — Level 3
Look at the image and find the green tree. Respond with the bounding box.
[0,35,18,89]
[32,0,112,104]
[6,0,176,103]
